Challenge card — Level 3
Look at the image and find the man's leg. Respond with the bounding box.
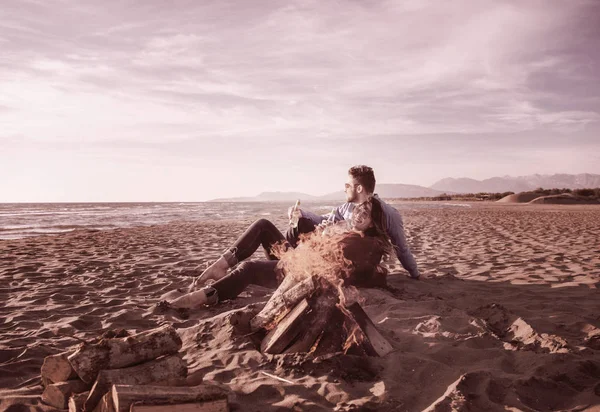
[230,218,288,262]
[191,219,287,288]
[285,217,317,248]
[212,260,281,302]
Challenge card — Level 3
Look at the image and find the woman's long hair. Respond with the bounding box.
[364,196,394,259]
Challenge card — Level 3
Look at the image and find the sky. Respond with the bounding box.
[1,0,599,201]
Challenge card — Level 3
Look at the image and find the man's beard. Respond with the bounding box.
[346,192,357,203]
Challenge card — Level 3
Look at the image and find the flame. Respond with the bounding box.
[272,233,354,285]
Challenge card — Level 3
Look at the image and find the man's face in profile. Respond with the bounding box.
[344,175,360,203]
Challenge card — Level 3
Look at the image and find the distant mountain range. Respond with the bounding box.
[209,184,445,202]
[430,173,600,194]
[209,173,600,201]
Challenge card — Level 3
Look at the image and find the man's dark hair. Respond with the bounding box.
[348,165,376,194]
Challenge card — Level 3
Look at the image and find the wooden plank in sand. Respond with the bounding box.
[130,400,229,412]
[250,276,317,331]
[347,303,393,357]
[41,351,77,385]
[84,355,187,412]
[41,379,90,409]
[68,325,182,383]
[111,384,229,412]
[261,299,310,354]
[68,390,89,412]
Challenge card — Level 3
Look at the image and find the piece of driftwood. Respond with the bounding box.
[130,400,229,412]
[111,384,228,412]
[41,351,77,385]
[84,355,187,412]
[69,391,89,412]
[69,325,182,383]
[347,303,393,357]
[284,295,337,354]
[261,299,310,354]
[250,276,316,331]
[41,379,91,409]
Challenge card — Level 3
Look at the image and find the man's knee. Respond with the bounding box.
[252,218,273,228]
[236,261,257,273]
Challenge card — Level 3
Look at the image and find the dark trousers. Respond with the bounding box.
[213,217,316,301]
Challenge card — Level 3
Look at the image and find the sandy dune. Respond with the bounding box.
[1,204,599,411]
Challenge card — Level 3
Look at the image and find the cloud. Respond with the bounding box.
[0,0,599,200]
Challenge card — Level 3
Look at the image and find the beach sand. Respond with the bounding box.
[1,203,599,411]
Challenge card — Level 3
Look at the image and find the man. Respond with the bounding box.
[289,165,420,279]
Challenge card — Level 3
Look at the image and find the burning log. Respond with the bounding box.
[68,325,182,383]
[110,384,229,412]
[69,391,89,412]
[84,355,187,412]
[311,307,346,356]
[284,295,337,354]
[41,379,91,409]
[41,351,77,385]
[250,275,317,331]
[346,303,393,357]
[261,299,311,354]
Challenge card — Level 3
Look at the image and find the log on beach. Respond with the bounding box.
[69,391,89,412]
[68,325,182,383]
[84,355,187,412]
[41,379,91,409]
[111,384,229,412]
[41,351,77,385]
[250,275,317,331]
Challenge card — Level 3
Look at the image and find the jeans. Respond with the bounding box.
[227,217,317,264]
[215,217,317,301]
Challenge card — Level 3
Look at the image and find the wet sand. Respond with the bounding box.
[1,203,599,411]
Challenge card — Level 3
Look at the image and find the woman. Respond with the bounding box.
[166,197,392,310]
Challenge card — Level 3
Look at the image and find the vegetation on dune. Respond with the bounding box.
[389,188,600,202]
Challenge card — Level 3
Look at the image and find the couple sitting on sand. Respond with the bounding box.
[167,165,420,310]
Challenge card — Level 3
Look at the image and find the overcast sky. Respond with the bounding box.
[1,0,599,201]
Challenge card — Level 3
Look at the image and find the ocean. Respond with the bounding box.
[0,201,470,240]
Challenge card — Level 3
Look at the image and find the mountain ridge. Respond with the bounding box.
[208,173,600,202]
[430,173,600,193]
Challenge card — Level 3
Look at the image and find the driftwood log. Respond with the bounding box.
[84,355,187,412]
[250,276,317,331]
[69,391,89,412]
[110,384,228,412]
[41,379,91,409]
[41,351,77,385]
[68,325,182,383]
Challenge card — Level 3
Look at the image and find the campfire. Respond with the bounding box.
[250,274,393,357]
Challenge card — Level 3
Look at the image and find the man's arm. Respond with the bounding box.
[384,207,420,279]
[298,203,350,225]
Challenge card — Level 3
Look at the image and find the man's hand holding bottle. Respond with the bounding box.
[288,199,302,228]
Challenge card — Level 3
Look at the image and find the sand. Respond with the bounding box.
[1,203,599,411]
